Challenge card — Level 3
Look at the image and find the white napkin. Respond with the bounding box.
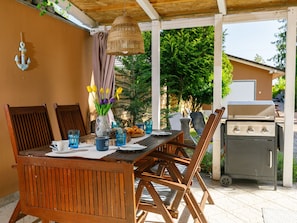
[46,145,116,159]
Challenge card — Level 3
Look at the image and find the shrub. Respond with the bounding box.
[277,152,297,182]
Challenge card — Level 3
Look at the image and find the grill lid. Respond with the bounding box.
[227,101,275,121]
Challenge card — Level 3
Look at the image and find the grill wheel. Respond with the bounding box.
[220,174,232,187]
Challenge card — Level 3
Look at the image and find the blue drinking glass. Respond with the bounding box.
[145,120,153,134]
[116,128,126,146]
[68,129,80,148]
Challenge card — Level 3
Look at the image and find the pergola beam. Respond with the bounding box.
[136,0,160,20]
[53,0,97,28]
[139,9,288,32]
[283,7,297,187]
[151,21,161,129]
[217,0,227,15]
[212,14,223,180]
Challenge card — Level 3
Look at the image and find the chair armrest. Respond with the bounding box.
[139,172,187,191]
[166,141,196,150]
[149,151,190,165]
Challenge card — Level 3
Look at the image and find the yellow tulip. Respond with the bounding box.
[91,85,97,92]
[116,87,123,95]
[106,88,110,95]
[86,86,92,93]
[115,87,123,100]
[100,87,104,95]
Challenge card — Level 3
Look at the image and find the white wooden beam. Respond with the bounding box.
[138,18,214,32]
[223,10,287,24]
[138,22,153,31]
[151,20,161,129]
[53,0,97,28]
[137,9,287,32]
[283,7,297,187]
[161,17,214,30]
[136,0,160,20]
[212,14,223,181]
[217,0,227,15]
[89,26,111,35]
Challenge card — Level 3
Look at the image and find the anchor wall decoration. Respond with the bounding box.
[15,32,31,71]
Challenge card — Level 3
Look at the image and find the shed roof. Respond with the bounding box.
[228,54,285,79]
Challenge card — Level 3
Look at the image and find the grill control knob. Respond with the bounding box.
[261,127,269,134]
[233,126,240,133]
[247,127,254,134]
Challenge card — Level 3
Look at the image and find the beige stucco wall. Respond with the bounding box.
[0,0,93,198]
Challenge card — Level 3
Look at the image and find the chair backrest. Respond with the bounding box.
[54,103,87,139]
[184,107,225,185]
[168,112,183,130]
[190,111,205,136]
[4,104,54,162]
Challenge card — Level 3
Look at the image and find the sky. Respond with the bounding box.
[223,20,283,67]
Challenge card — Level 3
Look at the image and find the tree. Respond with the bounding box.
[254,54,266,64]
[160,27,233,112]
[271,20,287,70]
[114,32,152,125]
[272,76,285,99]
[271,20,297,109]
[115,27,233,127]
[36,0,70,16]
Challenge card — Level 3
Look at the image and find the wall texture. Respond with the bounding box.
[0,0,93,197]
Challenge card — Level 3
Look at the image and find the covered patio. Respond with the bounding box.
[1,1,297,222]
[25,0,297,187]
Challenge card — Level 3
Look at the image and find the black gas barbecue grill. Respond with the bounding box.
[220,101,282,190]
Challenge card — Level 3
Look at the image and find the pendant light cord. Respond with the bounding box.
[122,0,127,16]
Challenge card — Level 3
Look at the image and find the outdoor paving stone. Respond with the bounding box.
[231,207,263,223]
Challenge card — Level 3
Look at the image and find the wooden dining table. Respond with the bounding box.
[16,130,183,223]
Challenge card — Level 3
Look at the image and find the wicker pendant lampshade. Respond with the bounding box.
[107,15,145,55]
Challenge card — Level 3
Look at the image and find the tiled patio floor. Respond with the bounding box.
[145,175,297,223]
[1,174,297,223]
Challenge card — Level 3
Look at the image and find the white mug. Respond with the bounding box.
[51,140,69,151]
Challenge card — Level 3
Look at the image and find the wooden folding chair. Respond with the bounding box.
[54,103,87,139]
[135,108,224,223]
[4,104,54,223]
[158,108,224,204]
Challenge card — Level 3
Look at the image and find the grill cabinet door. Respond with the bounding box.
[225,136,276,181]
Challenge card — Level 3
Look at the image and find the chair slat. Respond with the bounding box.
[5,105,54,156]
[54,103,87,139]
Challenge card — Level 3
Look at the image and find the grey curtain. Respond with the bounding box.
[92,32,115,98]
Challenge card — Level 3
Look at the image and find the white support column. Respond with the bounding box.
[151,20,161,129]
[283,7,297,187]
[212,14,223,180]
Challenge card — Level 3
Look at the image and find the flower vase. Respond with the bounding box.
[95,115,111,137]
